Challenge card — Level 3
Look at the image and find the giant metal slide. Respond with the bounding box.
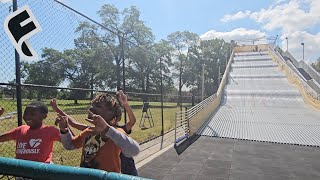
[197,50,320,146]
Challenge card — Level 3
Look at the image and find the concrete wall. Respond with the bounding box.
[307,80,320,94]
[269,48,320,110]
[284,51,320,85]
[283,51,299,67]
[300,61,320,85]
[286,60,307,81]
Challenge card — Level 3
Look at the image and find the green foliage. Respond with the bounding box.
[20,3,233,101]
[312,57,320,73]
[21,48,65,100]
[183,39,231,96]
[167,31,200,98]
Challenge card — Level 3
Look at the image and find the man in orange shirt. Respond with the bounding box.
[55,92,140,172]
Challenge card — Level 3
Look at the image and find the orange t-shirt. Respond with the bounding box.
[72,127,125,173]
[3,125,61,163]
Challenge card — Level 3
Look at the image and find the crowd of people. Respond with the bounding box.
[0,90,140,177]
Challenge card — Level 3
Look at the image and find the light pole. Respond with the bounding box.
[285,37,288,52]
[201,64,205,101]
[217,59,221,86]
[301,42,304,60]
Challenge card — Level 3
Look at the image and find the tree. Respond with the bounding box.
[312,57,320,73]
[167,31,200,107]
[183,39,231,97]
[60,46,113,104]
[97,4,154,90]
[152,40,175,94]
[126,40,174,97]
[21,48,65,100]
[55,21,116,104]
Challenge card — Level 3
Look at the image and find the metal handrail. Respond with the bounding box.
[174,94,216,145]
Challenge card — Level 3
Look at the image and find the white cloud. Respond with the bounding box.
[218,0,320,61]
[280,31,320,62]
[274,0,288,5]
[0,0,12,3]
[221,0,320,33]
[200,28,267,43]
[255,1,320,32]
[220,10,251,23]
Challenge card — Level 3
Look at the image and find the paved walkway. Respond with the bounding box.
[138,136,320,180]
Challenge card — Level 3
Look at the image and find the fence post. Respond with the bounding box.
[13,0,22,126]
[120,32,127,124]
[192,95,195,106]
[174,112,177,145]
[160,57,164,136]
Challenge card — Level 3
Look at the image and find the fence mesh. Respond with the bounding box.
[0,0,207,167]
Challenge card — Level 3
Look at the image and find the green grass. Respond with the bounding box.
[0,98,189,166]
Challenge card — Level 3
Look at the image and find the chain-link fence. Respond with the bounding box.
[0,86,202,166]
[0,0,208,167]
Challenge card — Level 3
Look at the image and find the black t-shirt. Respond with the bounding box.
[116,124,132,134]
[116,124,138,176]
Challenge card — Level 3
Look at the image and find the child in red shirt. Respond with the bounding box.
[0,102,73,163]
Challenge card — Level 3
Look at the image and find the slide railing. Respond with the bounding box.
[174,48,235,145]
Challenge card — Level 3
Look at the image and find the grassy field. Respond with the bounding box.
[0,98,189,166]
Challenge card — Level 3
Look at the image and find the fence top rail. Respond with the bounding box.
[1,83,205,98]
[0,157,150,180]
[175,93,216,120]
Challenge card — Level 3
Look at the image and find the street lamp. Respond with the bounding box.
[301,42,304,60]
[285,37,288,52]
[217,59,221,86]
[201,64,205,101]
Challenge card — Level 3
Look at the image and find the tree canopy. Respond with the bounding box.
[21,3,232,102]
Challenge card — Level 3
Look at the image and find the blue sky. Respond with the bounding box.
[1,0,319,84]
[63,0,274,41]
[62,0,319,63]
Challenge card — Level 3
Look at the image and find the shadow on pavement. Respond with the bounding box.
[174,134,200,155]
